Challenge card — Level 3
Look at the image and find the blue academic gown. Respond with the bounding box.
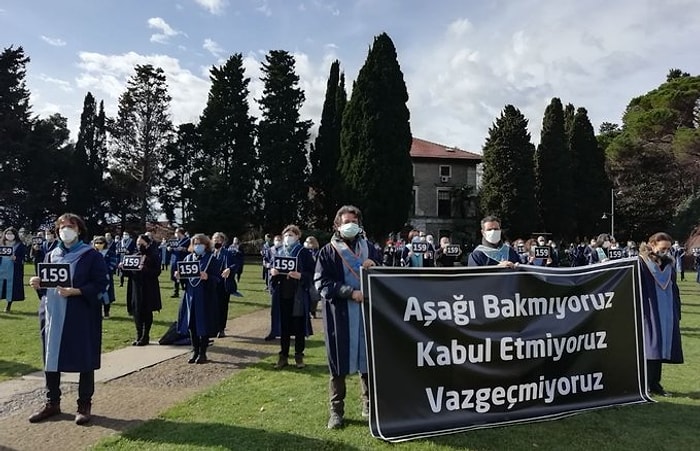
[40,243,108,372]
[639,256,683,363]
[269,243,315,339]
[0,242,26,302]
[170,236,191,281]
[100,247,119,304]
[177,252,221,337]
[315,236,381,377]
[467,242,521,266]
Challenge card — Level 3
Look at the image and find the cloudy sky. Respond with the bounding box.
[2,0,699,152]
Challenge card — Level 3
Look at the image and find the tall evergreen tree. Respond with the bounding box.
[480,105,537,239]
[110,64,173,229]
[195,54,256,235]
[534,97,574,239]
[256,50,312,233]
[309,60,345,228]
[0,46,33,227]
[563,103,576,139]
[338,33,412,239]
[160,123,200,225]
[569,108,610,240]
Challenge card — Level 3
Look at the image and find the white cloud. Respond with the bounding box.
[36,74,73,92]
[76,51,210,126]
[148,17,183,44]
[203,38,224,58]
[256,0,272,16]
[194,0,226,15]
[40,35,66,47]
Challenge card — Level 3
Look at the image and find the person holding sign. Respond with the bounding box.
[401,230,432,267]
[639,232,684,397]
[30,232,46,276]
[315,205,380,429]
[169,228,190,298]
[176,234,221,364]
[528,236,554,267]
[92,236,118,318]
[467,216,520,267]
[1,227,26,313]
[212,232,240,338]
[263,235,284,340]
[269,225,314,370]
[117,232,136,288]
[434,236,462,267]
[125,235,162,346]
[28,213,108,425]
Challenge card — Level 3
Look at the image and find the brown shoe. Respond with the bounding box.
[75,401,91,425]
[274,355,288,369]
[294,354,306,369]
[28,403,61,423]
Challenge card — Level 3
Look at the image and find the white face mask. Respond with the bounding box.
[283,235,297,247]
[5,233,15,241]
[339,222,360,239]
[273,240,282,248]
[59,227,78,243]
[483,229,501,245]
[303,241,311,249]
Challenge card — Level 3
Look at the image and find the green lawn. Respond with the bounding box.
[3,266,700,450]
[0,262,270,381]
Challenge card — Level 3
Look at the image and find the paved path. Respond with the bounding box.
[0,308,284,451]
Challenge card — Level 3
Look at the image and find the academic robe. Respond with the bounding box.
[177,252,221,337]
[169,236,191,282]
[315,236,380,377]
[269,243,314,338]
[639,256,684,363]
[40,243,107,372]
[467,242,521,266]
[100,247,119,304]
[0,241,26,302]
[126,244,162,315]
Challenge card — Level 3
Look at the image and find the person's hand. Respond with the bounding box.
[270,268,279,277]
[56,286,80,297]
[351,290,364,303]
[287,270,301,280]
[10,256,15,261]
[29,276,40,289]
[174,271,180,280]
[362,259,375,269]
[497,260,516,268]
[200,271,208,280]
[222,268,231,278]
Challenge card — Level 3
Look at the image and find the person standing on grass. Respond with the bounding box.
[263,235,283,340]
[0,226,26,313]
[169,228,190,298]
[125,234,162,346]
[28,213,108,425]
[92,236,118,318]
[315,205,380,429]
[212,232,235,338]
[269,225,314,369]
[639,232,684,397]
[177,234,221,364]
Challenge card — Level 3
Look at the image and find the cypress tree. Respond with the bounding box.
[480,105,537,239]
[338,33,412,239]
[196,54,256,235]
[256,50,312,233]
[309,60,344,228]
[534,97,573,239]
[569,107,610,240]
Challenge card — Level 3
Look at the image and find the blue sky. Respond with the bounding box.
[2,0,699,152]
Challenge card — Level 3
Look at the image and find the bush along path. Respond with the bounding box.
[0,308,282,451]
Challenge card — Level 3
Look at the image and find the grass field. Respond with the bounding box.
[0,262,270,382]
[2,265,699,450]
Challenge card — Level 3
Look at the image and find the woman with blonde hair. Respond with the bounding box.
[639,232,684,396]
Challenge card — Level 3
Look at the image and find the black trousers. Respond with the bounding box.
[45,371,94,404]
[216,283,229,332]
[279,297,305,357]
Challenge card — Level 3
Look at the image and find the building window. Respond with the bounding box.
[437,189,451,218]
[439,165,451,177]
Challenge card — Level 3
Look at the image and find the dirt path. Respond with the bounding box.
[0,309,290,451]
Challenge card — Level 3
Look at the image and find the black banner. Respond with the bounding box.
[362,258,650,442]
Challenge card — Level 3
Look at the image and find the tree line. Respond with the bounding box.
[1,35,698,244]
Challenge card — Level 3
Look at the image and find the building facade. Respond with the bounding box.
[408,138,482,244]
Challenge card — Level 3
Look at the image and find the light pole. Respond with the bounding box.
[601,188,615,238]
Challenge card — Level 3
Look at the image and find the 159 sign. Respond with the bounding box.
[0,246,13,257]
[177,261,200,278]
[122,255,142,270]
[38,263,72,288]
[273,256,297,273]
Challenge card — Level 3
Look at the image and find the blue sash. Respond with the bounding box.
[642,256,674,359]
[44,242,94,371]
[473,244,512,264]
[330,237,368,290]
[0,242,19,300]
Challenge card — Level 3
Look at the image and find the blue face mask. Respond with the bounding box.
[194,244,206,255]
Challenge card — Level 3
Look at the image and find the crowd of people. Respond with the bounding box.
[1,208,694,430]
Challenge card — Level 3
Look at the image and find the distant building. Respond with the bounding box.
[408,137,482,243]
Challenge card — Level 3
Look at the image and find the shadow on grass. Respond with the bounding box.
[116,418,362,450]
[0,360,40,379]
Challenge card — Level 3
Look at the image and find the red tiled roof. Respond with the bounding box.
[410,137,482,161]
